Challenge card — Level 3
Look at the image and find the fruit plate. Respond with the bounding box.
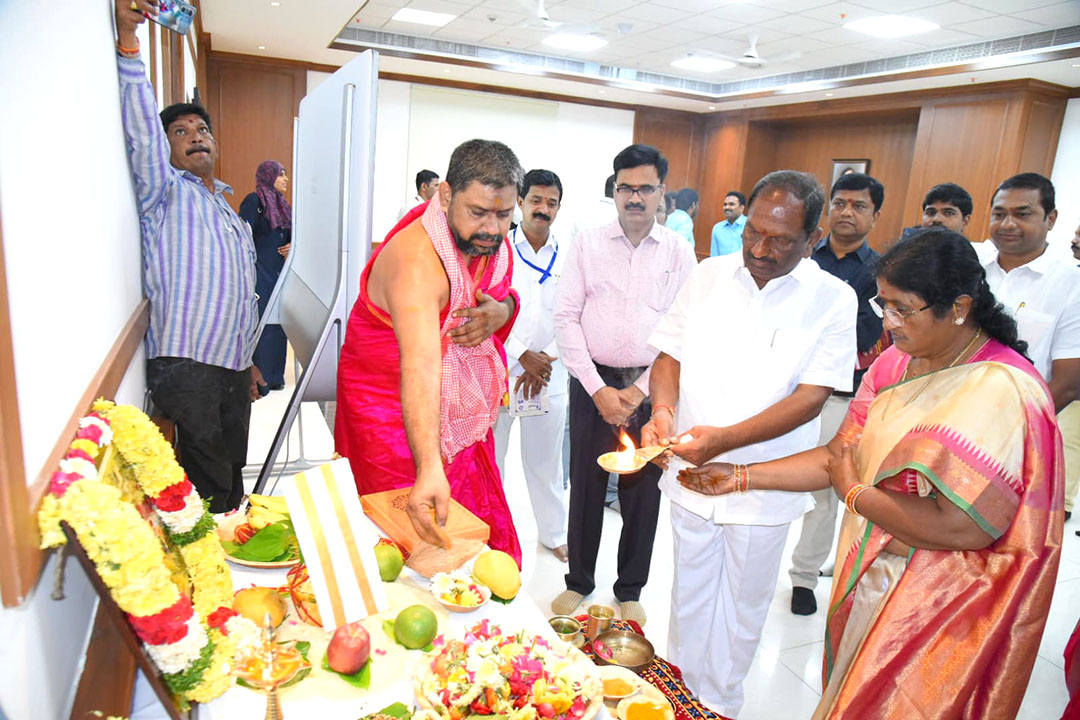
[223,553,300,569]
[415,629,604,720]
[430,572,491,613]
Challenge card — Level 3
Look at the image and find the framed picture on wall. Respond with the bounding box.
[831,159,870,187]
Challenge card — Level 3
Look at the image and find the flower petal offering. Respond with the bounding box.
[430,571,490,612]
[416,620,603,720]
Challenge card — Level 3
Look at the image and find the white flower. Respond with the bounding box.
[145,615,208,675]
[79,415,114,446]
[156,489,205,533]
[59,457,98,480]
[224,616,262,658]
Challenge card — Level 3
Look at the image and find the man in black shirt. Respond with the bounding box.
[789,172,885,615]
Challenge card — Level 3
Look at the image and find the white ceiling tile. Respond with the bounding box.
[618,3,694,23]
[757,13,839,35]
[608,34,679,53]
[720,27,793,45]
[666,14,743,35]
[459,6,528,25]
[541,5,609,24]
[961,0,1074,13]
[686,36,751,55]
[756,35,832,54]
[406,0,475,14]
[799,2,884,25]
[648,0,729,12]
[850,0,939,11]
[753,0,838,10]
[705,4,787,24]
[951,15,1053,36]
[1016,1,1080,27]
[645,25,710,44]
[909,2,998,26]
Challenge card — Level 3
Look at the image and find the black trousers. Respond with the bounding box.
[565,365,662,602]
[147,357,251,513]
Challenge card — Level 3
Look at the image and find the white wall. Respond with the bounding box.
[0,1,147,718]
[308,69,635,244]
[1048,97,1080,263]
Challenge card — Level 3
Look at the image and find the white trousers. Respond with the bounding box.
[494,394,569,548]
[789,394,850,589]
[667,503,791,718]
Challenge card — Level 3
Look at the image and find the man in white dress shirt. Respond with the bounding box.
[396,169,440,220]
[552,145,697,625]
[984,173,1080,520]
[642,170,857,718]
[494,169,570,561]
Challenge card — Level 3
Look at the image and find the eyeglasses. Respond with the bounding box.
[614,184,660,199]
[870,295,931,325]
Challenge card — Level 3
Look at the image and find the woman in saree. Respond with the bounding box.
[678,229,1064,719]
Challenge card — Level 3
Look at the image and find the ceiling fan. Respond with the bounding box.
[711,34,802,69]
[513,0,603,37]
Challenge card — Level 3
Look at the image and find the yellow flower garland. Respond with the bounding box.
[39,402,239,704]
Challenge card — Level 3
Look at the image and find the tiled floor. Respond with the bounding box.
[238,360,1078,719]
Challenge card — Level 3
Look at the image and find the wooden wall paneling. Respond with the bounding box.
[1019,97,1067,177]
[206,54,306,212]
[633,109,710,253]
[696,120,749,258]
[902,99,1015,244]
[739,122,780,195]
[749,113,919,251]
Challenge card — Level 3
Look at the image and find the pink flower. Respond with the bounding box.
[64,447,95,463]
[49,471,83,497]
[76,424,103,444]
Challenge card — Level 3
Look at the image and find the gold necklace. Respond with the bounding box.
[887,329,983,416]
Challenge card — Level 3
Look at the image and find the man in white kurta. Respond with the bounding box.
[494,170,569,559]
[983,173,1080,517]
[643,171,857,718]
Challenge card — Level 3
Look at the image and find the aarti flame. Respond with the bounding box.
[612,430,638,471]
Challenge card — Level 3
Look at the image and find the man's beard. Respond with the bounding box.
[452,227,504,256]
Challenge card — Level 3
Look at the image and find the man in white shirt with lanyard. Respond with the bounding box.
[642,170,857,719]
[983,173,1080,521]
[494,169,570,561]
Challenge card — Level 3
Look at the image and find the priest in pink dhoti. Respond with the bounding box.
[335,139,524,565]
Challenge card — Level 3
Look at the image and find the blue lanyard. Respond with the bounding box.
[513,230,558,284]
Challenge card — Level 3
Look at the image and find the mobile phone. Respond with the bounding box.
[147,0,196,35]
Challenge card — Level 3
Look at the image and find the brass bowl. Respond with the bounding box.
[591,629,655,672]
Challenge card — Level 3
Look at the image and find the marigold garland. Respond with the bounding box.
[38,402,251,705]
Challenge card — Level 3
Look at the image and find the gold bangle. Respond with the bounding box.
[846,484,873,517]
[651,404,675,419]
[844,483,866,514]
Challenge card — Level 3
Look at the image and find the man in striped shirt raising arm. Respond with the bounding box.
[115,0,261,513]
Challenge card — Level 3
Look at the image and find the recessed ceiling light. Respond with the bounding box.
[391,8,456,27]
[1073,63,1080,67]
[542,33,608,51]
[257,45,266,50]
[671,56,736,73]
[269,1,280,5]
[825,92,834,97]
[708,105,717,110]
[845,14,938,38]
[443,68,452,73]
[598,89,606,94]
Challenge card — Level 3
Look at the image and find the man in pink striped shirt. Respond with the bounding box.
[551,145,697,625]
